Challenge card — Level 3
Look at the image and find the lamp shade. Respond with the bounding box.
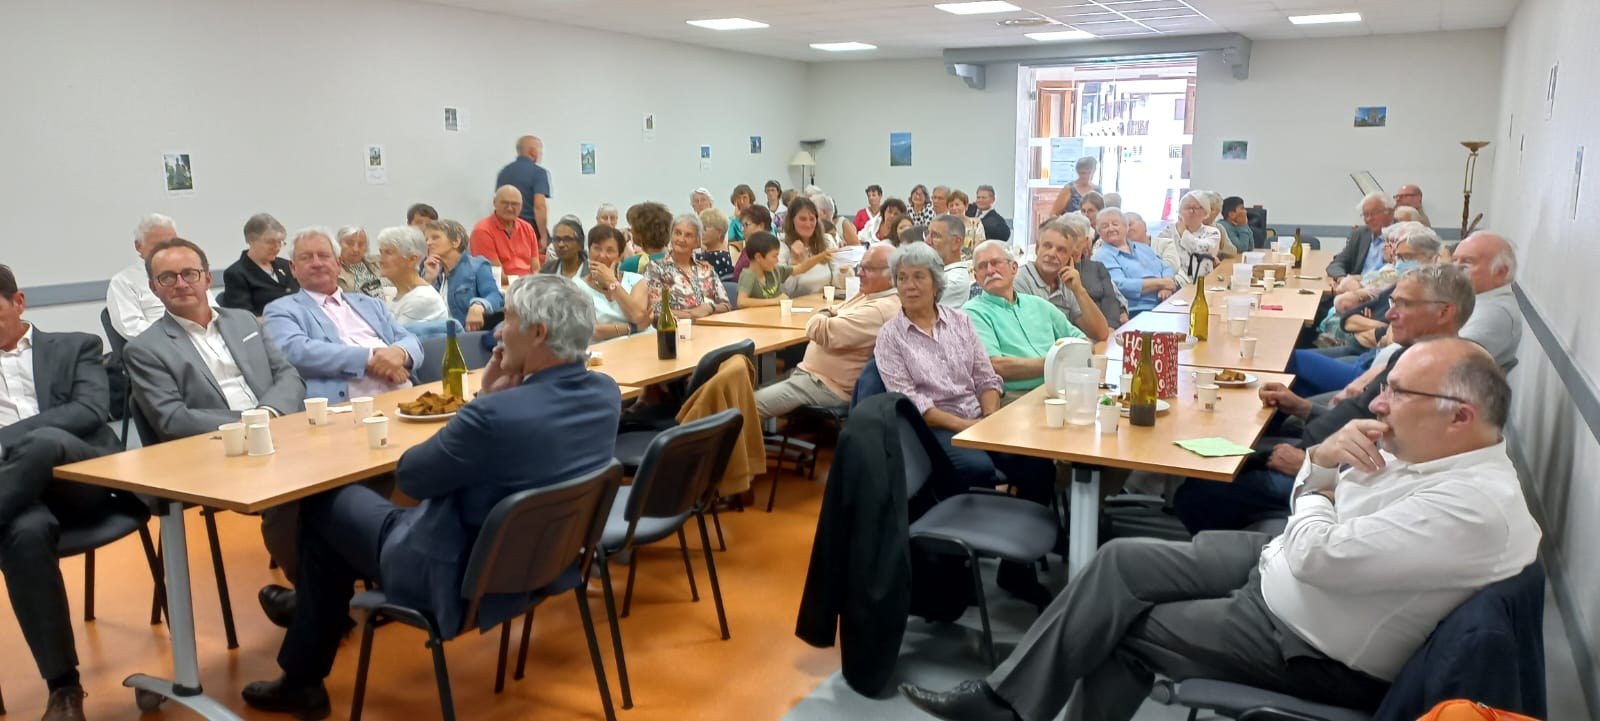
[789,151,816,167]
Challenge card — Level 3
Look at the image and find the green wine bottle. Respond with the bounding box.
[655,299,678,360]
[442,320,468,399]
[1129,332,1158,427]
[1189,281,1209,341]
[1291,227,1305,269]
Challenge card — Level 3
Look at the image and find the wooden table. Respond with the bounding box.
[1110,311,1303,374]
[696,294,830,331]
[587,325,809,387]
[955,371,1293,577]
[1149,283,1325,324]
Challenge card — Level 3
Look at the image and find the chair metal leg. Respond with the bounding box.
[621,546,639,618]
[513,608,534,681]
[573,588,619,721]
[139,524,166,626]
[765,466,781,512]
[694,512,731,640]
[676,527,700,602]
[427,634,456,721]
[709,503,727,552]
[595,553,632,709]
[969,553,996,666]
[201,509,239,649]
[494,620,511,694]
[83,549,96,621]
[349,615,378,721]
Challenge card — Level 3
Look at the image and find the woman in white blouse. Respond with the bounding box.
[778,196,840,295]
[1153,191,1225,284]
[374,225,449,333]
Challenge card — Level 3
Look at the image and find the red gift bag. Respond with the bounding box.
[1120,331,1181,399]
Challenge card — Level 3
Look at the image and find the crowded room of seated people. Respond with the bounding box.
[3,2,1594,720]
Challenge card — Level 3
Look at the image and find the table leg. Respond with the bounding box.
[1068,466,1102,579]
[123,500,243,721]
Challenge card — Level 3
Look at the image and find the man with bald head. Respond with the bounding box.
[470,185,542,277]
[1393,184,1430,226]
[496,134,551,243]
[1442,231,1521,367]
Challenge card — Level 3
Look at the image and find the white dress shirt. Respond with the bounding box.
[0,324,39,426]
[1258,440,1540,680]
[171,308,261,412]
[107,260,168,340]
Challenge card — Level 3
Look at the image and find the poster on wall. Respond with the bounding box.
[1048,137,1085,179]
[642,113,656,142]
[580,143,596,175]
[1354,106,1386,128]
[890,132,913,167]
[699,145,712,172]
[444,107,459,132]
[163,152,194,196]
[365,145,387,185]
[1221,140,1248,160]
[750,136,762,154]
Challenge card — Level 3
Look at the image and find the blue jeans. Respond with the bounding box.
[1172,463,1294,534]
[928,428,1055,504]
[1288,349,1366,396]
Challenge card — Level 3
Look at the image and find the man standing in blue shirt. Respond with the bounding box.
[496,135,552,247]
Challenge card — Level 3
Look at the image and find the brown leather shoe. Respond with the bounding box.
[41,686,86,721]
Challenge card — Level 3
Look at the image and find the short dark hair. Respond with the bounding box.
[0,264,17,301]
[744,231,781,258]
[899,224,927,246]
[1222,196,1245,215]
[880,197,908,215]
[407,203,439,223]
[865,184,883,195]
[587,224,625,254]
[764,180,782,194]
[424,219,469,253]
[144,237,212,279]
[740,203,773,230]
[731,184,755,205]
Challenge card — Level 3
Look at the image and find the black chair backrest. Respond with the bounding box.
[851,357,887,409]
[684,339,755,396]
[129,395,161,447]
[723,281,740,310]
[897,412,932,499]
[457,461,624,629]
[415,326,492,384]
[100,308,130,355]
[1245,207,1269,249]
[622,409,743,530]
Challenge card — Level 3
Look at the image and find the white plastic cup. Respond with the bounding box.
[1240,337,1258,361]
[219,423,246,457]
[1192,368,1218,389]
[1263,269,1277,285]
[364,416,390,449]
[351,396,375,421]
[1198,384,1220,412]
[823,285,836,303]
[241,409,269,437]
[1097,404,1119,434]
[1119,372,1133,399]
[305,397,329,427]
[1090,354,1110,381]
[1228,317,1248,337]
[1043,398,1068,428]
[247,424,274,456]
[678,317,694,341]
[779,299,794,316]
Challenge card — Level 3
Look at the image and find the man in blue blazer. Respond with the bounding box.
[263,228,424,402]
[242,276,621,719]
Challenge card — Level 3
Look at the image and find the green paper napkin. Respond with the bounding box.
[1175,437,1256,458]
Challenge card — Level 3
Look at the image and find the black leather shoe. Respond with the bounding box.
[41,686,87,721]
[259,584,296,628]
[242,676,331,721]
[900,680,1020,721]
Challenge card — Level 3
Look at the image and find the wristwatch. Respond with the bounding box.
[606,281,620,292]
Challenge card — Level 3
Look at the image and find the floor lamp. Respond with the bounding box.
[790,151,816,188]
[1460,140,1489,236]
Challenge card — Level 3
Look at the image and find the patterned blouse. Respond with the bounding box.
[646,256,731,316]
[908,206,935,227]
[696,249,735,283]
[872,305,1005,419]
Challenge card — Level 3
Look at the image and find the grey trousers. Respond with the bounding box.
[988,532,1389,721]
[754,369,847,419]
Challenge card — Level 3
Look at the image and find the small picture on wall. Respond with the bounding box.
[1221,140,1248,160]
[444,107,459,132]
[750,136,762,154]
[365,144,387,185]
[642,113,656,142]
[700,145,712,172]
[1354,106,1387,128]
[580,143,596,176]
[890,132,913,167]
[163,152,194,195]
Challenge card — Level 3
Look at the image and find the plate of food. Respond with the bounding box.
[1213,369,1258,387]
[396,391,466,422]
[1115,396,1172,417]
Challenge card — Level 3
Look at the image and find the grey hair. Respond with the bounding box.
[1432,339,1511,427]
[976,184,996,195]
[335,225,365,244]
[889,241,947,300]
[243,213,286,243]
[375,226,426,260]
[135,213,177,242]
[934,214,967,248]
[1125,211,1146,227]
[1057,212,1094,240]
[972,239,1013,262]
[1200,190,1223,214]
[690,187,713,203]
[1096,207,1127,228]
[1040,216,1086,243]
[505,275,596,364]
[289,226,337,257]
[809,192,836,219]
[1179,191,1208,210]
[1359,191,1395,212]
[803,184,823,196]
[1465,230,1519,281]
[1393,206,1424,223]
[1392,221,1442,259]
[672,213,704,242]
[932,185,950,197]
[1075,156,1097,172]
[596,203,618,220]
[1401,263,1475,330]
[1102,192,1123,208]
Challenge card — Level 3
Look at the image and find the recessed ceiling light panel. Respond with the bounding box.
[1025,29,1096,41]
[1287,12,1361,25]
[810,42,877,51]
[686,17,770,30]
[934,1,1022,16]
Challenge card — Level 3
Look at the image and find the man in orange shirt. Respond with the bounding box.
[470,185,542,276]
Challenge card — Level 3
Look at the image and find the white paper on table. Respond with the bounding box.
[791,307,815,313]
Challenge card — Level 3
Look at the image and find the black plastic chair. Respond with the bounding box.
[897,408,1058,666]
[585,410,743,710]
[766,403,847,511]
[415,328,492,384]
[723,281,740,310]
[612,340,755,473]
[350,462,624,721]
[99,308,135,447]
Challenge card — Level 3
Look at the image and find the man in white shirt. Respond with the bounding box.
[901,337,1540,721]
[106,213,179,340]
[930,215,974,307]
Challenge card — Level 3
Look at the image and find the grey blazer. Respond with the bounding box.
[124,308,306,441]
[1327,226,1378,279]
[0,329,118,454]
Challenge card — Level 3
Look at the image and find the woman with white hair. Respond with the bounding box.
[1196,190,1237,259]
[335,226,385,297]
[645,212,731,317]
[1153,191,1225,283]
[374,226,449,331]
[1093,207,1178,316]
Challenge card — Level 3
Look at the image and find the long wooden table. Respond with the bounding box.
[956,371,1293,577]
[695,294,831,331]
[588,325,809,386]
[1109,311,1303,374]
[1150,283,1324,323]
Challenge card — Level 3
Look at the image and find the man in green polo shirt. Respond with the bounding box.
[963,240,1087,395]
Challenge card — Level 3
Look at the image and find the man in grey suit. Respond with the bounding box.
[1327,192,1395,280]
[123,239,310,597]
[0,264,127,721]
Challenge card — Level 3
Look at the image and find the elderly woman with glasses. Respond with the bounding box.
[221,212,299,316]
[645,211,731,318]
[1153,191,1225,284]
[374,226,448,333]
[335,226,385,298]
[539,218,589,280]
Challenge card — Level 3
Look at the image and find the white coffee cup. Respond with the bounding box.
[351,396,375,421]
[1097,403,1119,434]
[779,299,794,316]
[1043,398,1068,428]
[305,397,329,427]
[247,423,274,456]
[1198,384,1220,412]
[241,409,270,437]
[1119,372,1134,399]
[363,416,390,449]
[823,285,836,303]
[1192,368,1218,389]
[1228,317,1248,337]
[1090,354,1109,381]
[1240,337,1258,361]
[678,317,694,341]
[219,423,247,457]
[1263,269,1277,285]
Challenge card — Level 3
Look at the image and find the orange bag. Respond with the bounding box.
[1415,700,1541,721]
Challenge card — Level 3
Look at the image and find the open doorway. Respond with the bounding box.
[1013,59,1197,248]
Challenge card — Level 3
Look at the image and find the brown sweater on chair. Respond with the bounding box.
[676,354,766,495]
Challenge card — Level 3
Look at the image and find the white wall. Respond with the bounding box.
[1192,30,1505,229]
[1,0,807,298]
[1489,0,1600,710]
[803,60,1020,220]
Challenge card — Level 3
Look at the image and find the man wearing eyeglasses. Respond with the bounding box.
[1392,184,1431,226]
[903,338,1539,721]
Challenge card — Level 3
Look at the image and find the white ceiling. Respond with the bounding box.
[415,0,1521,61]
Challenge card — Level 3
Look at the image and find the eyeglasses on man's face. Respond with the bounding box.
[1379,380,1470,407]
[155,269,205,287]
